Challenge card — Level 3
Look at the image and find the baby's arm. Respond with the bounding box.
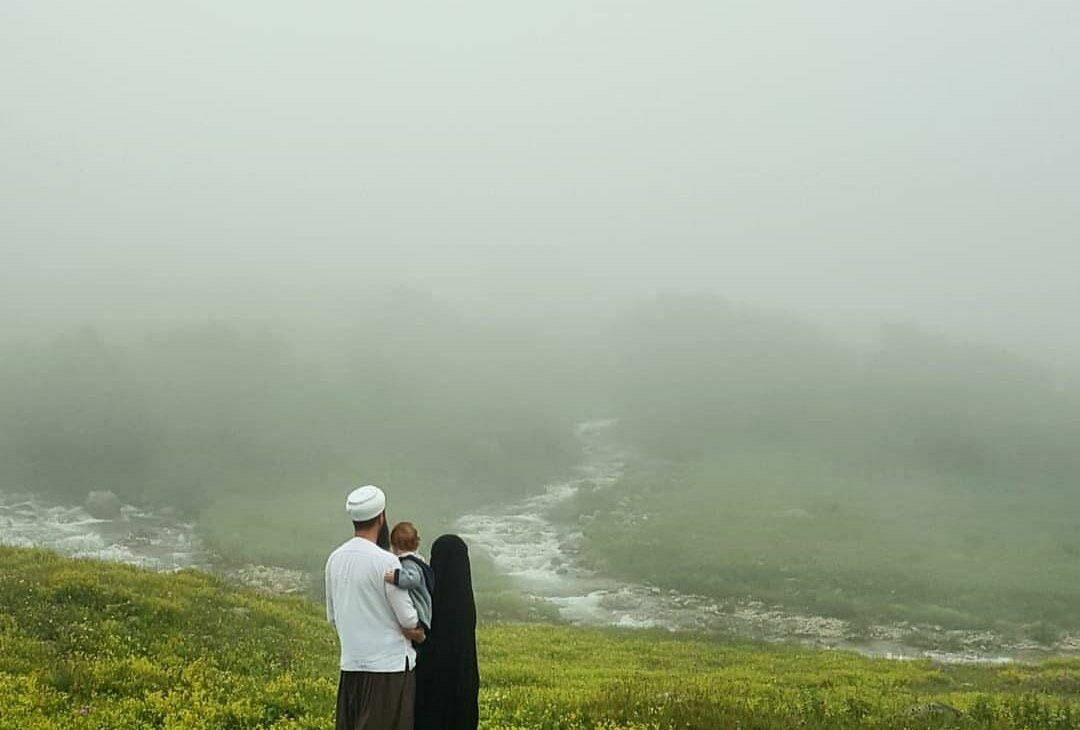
[383,562,423,590]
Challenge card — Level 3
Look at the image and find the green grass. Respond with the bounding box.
[563,451,1080,636]
[2,547,1080,729]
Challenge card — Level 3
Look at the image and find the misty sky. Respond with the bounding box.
[3,1,1079,361]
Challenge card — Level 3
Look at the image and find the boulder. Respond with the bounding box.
[84,490,121,520]
[226,564,310,595]
[902,703,963,726]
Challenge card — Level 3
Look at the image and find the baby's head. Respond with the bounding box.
[389,521,420,556]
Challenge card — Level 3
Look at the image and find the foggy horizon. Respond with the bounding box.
[4,1,1080,367]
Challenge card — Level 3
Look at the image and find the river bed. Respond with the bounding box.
[457,420,1078,665]
[0,491,205,571]
[4,422,1076,664]
[0,490,309,594]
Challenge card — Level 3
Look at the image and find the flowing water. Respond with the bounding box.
[3,421,1075,663]
[458,420,1077,665]
[0,491,205,571]
[0,490,308,593]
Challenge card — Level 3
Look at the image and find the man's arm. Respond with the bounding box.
[324,559,335,626]
[402,625,426,644]
[384,562,419,629]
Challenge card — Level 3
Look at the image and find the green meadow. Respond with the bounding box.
[3,547,1080,730]
[565,300,1080,638]
[563,451,1080,636]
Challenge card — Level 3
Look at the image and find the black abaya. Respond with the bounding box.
[414,534,479,730]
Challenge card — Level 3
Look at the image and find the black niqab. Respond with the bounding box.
[415,534,479,730]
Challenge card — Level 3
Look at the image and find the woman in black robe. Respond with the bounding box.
[414,534,479,730]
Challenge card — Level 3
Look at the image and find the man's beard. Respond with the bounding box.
[377,518,391,550]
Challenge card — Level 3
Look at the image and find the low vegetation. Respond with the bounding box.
[566,454,1080,635]
[568,298,1080,634]
[3,547,1080,729]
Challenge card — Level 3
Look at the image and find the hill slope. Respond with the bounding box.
[1,547,1079,729]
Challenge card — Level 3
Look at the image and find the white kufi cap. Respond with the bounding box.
[345,485,386,521]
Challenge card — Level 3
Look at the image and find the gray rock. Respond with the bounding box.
[903,703,963,725]
[226,564,310,595]
[84,490,121,520]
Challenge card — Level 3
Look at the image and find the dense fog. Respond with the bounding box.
[5,1,1080,356]
[3,1,1079,639]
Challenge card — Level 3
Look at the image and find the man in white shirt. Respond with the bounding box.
[326,485,425,730]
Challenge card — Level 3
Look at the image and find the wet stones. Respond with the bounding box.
[559,538,582,556]
[576,480,598,494]
[225,564,310,595]
[900,703,962,726]
[84,491,122,520]
[774,507,814,520]
[119,529,156,548]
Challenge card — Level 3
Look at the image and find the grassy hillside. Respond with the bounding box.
[573,298,1080,634]
[2,548,1080,729]
[565,455,1080,635]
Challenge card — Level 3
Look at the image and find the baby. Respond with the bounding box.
[383,521,434,636]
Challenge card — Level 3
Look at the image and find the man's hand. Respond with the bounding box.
[402,626,426,644]
[383,569,396,585]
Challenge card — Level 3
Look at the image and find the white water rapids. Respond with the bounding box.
[3,420,1076,664]
[0,492,204,571]
[0,492,308,593]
